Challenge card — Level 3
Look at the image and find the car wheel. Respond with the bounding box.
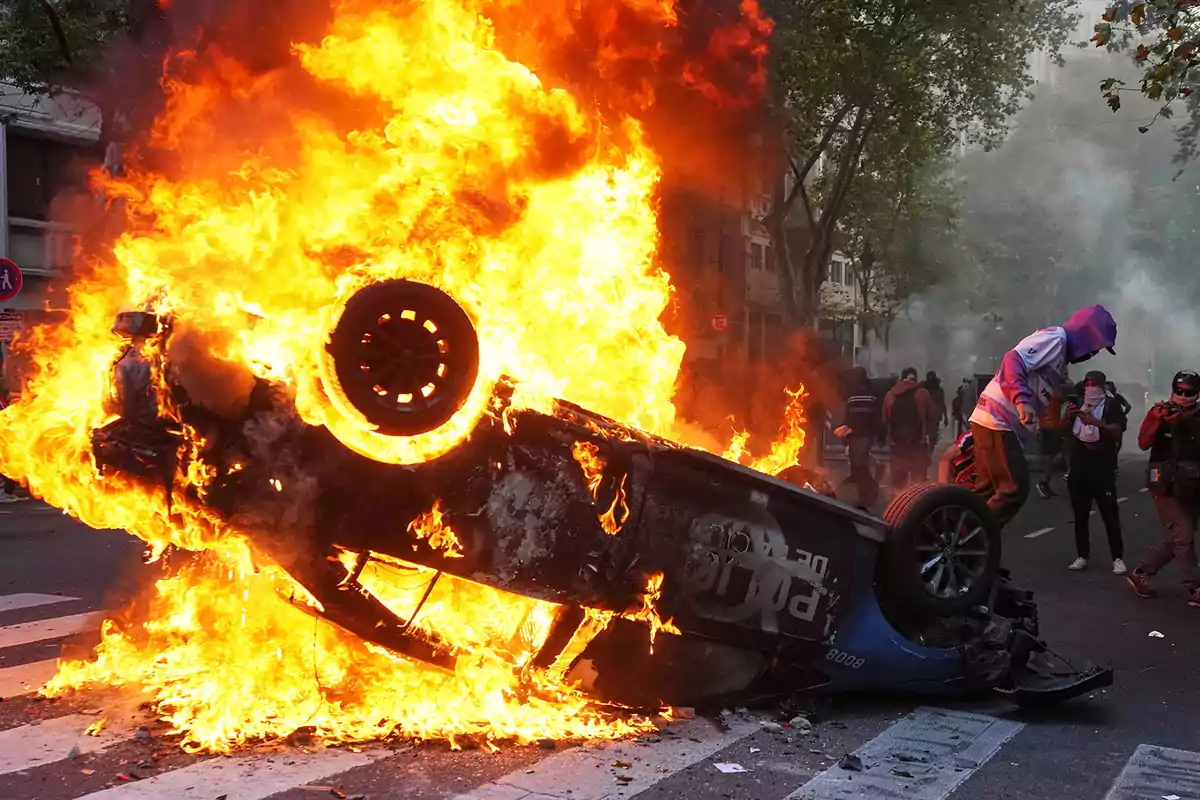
[322,280,480,436]
[879,483,1001,618]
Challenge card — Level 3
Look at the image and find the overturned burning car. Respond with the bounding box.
[91,279,1110,711]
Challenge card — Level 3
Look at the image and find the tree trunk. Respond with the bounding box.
[795,104,875,328]
[768,168,800,321]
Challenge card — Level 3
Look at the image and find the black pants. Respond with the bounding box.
[1039,430,1066,484]
[846,435,878,506]
[1068,460,1123,560]
[970,423,1029,529]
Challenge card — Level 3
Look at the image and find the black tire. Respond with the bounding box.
[324,280,480,436]
[879,483,1001,618]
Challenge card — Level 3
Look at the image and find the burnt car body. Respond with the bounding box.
[91,281,1110,710]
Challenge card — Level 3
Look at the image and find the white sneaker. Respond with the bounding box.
[1068,557,1088,571]
[1113,559,1128,575]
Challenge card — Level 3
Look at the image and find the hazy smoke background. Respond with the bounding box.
[867,0,1200,413]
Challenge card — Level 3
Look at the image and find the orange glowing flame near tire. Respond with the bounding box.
[1,0,779,752]
[408,500,465,558]
[570,441,630,535]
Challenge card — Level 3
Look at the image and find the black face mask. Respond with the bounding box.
[1069,350,1099,365]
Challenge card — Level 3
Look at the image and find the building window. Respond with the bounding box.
[750,242,766,271]
[828,260,843,285]
[845,264,855,287]
[7,132,93,222]
[764,244,775,272]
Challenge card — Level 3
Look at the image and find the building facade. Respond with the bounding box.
[0,85,101,354]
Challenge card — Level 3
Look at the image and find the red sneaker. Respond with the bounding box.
[1127,569,1155,599]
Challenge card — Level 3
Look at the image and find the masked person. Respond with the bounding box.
[969,305,1118,529]
[885,367,937,489]
[1127,370,1200,607]
[1064,371,1127,573]
[833,367,881,508]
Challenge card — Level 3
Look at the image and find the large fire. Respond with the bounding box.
[0,0,804,753]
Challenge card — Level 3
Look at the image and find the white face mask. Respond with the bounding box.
[1083,386,1104,402]
[1172,392,1198,408]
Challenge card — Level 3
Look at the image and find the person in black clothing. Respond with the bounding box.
[833,367,881,508]
[953,377,973,437]
[1127,369,1200,607]
[1064,370,1127,574]
[1106,381,1133,416]
[922,371,949,455]
[1106,381,1133,455]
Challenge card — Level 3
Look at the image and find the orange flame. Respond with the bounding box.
[4,0,775,752]
[721,385,807,476]
[620,572,680,653]
[570,441,630,535]
[407,500,465,559]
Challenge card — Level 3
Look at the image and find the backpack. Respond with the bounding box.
[891,390,922,445]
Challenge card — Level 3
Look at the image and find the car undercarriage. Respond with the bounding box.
[89,280,1112,711]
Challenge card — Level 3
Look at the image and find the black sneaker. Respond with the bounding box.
[1127,569,1155,598]
[1036,481,1059,499]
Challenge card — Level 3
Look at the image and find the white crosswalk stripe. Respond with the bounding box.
[1104,744,1200,800]
[787,708,1022,800]
[453,715,762,800]
[0,713,127,776]
[0,610,104,649]
[0,657,59,697]
[75,747,395,800]
[0,592,80,613]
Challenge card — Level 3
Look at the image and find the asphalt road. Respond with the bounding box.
[1,459,1198,800]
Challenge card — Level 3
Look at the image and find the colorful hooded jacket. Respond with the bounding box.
[969,305,1117,437]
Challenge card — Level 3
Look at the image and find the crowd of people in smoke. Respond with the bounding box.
[831,304,1200,608]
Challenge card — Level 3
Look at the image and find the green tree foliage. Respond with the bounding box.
[761,0,1080,324]
[0,0,164,142]
[1093,1,1200,165]
[932,48,1200,343]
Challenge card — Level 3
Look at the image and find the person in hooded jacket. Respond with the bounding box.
[1127,369,1200,607]
[885,367,937,489]
[969,305,1118,529]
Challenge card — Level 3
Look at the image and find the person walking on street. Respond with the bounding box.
[1035,381,1071,499]
[1064,371,1127,573]
[952,389,964,439]
[833,367,882,509]
[969,304,1118,529]
[923,371,949,456]
[954,378,973,437]
[885,367,936,489]
[1127,370,1200,606]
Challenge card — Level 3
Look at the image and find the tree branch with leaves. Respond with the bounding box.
[1093,0,1200,166]
[761,0,1079,325]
